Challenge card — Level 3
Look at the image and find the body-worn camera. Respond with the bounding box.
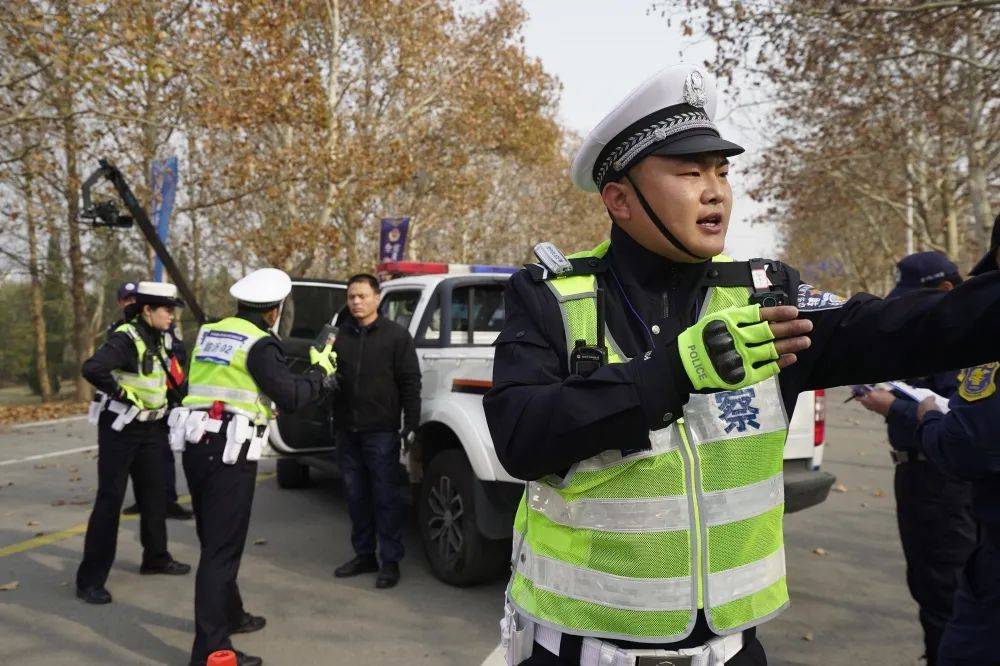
[569,287,608,378]
[749,290,789,308]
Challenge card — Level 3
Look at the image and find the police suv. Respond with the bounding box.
[268,262,835,586]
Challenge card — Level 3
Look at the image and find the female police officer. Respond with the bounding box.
[76,281,191,605]
[486,66,1000,665]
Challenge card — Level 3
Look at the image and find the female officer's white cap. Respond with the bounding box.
[570,64,744,193]
[229,268,292,309]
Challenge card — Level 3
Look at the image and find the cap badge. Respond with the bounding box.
[683,70,707,108]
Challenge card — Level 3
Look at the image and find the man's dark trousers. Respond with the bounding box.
[76,411,171,589]
[337,429,404,564]
[895,459,977,665]
[183,436,256,664]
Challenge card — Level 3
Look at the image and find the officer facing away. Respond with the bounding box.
[916,214,1000,666]
[857,252,976,665]
[175,268,336,666]
[77,282,191,605]
[484,66,1000,665]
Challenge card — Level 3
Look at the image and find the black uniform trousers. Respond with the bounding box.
[76,411,172,589]
[938,534,1000,665]
[521,633,767,665]
[183,433,256,664]
[895,460,978,665]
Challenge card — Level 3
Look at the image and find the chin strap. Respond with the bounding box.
[626,174,711,261]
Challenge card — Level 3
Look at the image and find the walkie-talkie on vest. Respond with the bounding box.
[570,287,608,377]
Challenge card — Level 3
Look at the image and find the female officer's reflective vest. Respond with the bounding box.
[182,317,272,424]
[112,322,168,410]
[509,242,790,641]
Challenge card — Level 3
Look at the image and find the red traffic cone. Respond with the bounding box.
[207,650,237,666]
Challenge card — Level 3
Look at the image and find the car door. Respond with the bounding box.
[268,279,346,454]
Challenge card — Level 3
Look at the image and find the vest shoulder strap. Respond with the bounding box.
[525,241,609,283]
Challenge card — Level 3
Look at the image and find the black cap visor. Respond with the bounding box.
[650,130,745,158]
[136,294,185,309]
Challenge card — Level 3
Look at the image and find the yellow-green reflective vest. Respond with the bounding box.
[182,317,272,424]
[112,322,168,410]
[509,241,790,642]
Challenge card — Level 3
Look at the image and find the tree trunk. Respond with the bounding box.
[23,162,53,401]
[60,94,90,400]
[965,28,992,252]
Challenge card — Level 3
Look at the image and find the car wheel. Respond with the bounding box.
[276,457,310,489]
[419,449,509,586]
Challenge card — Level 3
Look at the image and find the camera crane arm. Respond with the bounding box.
[81,159,208,325]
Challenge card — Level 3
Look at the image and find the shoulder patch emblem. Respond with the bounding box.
[796,284,846,312]
[958,362,999,402]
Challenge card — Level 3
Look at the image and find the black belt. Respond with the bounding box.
[891,449,926,465]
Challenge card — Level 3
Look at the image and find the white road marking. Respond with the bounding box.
[10,414,88,430]
[481,644,505,666]
[0,445,97,468]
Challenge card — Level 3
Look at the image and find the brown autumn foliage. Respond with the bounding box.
[656,0,999,295]
[0,0,608,398]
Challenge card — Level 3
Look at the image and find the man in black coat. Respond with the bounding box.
[332,273,421,589]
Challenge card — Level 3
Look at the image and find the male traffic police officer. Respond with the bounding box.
[857,252,976,666]
[174,268,336,666]
[916,214,1000,666]
[484,66,1000,665]
[77,282,191,605]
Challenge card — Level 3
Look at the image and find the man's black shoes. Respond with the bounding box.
[376,562,400,589]
[231,612,267,634]
[334,554,378,578]
[122,503,140,515]
[76,586,112,604]
[167,502,194,520]
[140,559,191,575]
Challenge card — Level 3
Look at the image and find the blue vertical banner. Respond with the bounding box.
[150,156,179,282]
[379,217,410,262]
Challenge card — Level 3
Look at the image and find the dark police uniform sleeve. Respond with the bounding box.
[884,370,959,451]
[82,331,138,397]
[245,337,324,413]
[918,365,1000,480]
[485,271,689,480]
[776,267,1000,399]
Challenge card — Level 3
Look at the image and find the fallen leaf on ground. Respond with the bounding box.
[0,581,19,591]
[68,475,81,482]
[33,464,47,470]
[252,538,268,546]
[51,500,66,507]
[802,631,814,641]
[833,483,848,493]
[0,401,88,426]
[872,489,884,497]
[860,502,870,508]
[812,548,828,557]
[26,520,38,526]
[68,465,78,473]
[70,499,91,506]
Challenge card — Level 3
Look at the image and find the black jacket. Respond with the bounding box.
[333,315,421,433]
[485,224,1000,481]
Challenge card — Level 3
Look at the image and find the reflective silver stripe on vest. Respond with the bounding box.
[683,376,787,446]
[701,474,784,527]
[528,482,690,533]
[574,426,683,473]
[517,541,692,611]
[186,386,261,404]
[706,547,785,607]
[112,372,165,390]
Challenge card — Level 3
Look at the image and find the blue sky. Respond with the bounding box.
[519,0,778,259]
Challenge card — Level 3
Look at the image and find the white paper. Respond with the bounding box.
[881,381,950,414]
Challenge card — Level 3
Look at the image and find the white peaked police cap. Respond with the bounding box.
[570,64,744,193]
[134,281,183,307]
[229,268,292,309]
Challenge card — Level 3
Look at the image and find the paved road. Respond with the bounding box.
[0,388,926,665]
